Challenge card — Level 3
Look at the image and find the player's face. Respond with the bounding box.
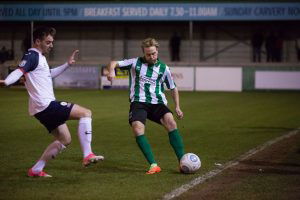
[143,46,158,64]
[36,35,54,54]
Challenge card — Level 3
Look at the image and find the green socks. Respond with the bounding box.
[168,129,185,161]
[136,135,156,165]
[135,130,184,164]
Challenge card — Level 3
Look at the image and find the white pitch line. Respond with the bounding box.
[162,128,300,200]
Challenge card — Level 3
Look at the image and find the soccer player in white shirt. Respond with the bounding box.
[106,38,185,174]
[0,27,104,177]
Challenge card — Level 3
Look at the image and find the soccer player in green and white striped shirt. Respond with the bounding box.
[107,38,185,174]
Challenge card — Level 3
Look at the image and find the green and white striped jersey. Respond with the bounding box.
[117,57,176,105]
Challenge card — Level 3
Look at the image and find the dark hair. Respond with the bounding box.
[33,27,56,43]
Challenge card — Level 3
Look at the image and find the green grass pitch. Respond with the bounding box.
[0,88,299,200]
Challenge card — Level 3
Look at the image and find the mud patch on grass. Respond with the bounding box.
[174,132,300,200]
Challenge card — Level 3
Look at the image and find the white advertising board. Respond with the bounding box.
[255,71,300,89]
[101,76,129,89]
[171,67,194,91]
[54,66,99,89]
[196,67,242,91]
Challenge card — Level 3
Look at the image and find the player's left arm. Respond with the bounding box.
[171,87,184,120]
[50,49,79,78]
[68,49,79,65]
[165,66,184,119]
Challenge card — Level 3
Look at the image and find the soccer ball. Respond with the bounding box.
[180,153,201,174]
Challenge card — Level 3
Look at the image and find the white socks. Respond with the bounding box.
[78,117,93,157]
[31,117,93,173]
[32,140,66,173]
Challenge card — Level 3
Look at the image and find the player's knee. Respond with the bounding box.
[132,121,144,135]
[133,126,143,134]
[170,120,177,130]
[83,108,92,118]
[165,119,177,131]
[62,138,71,146]
[66,138,72,146]
[59,135,72,146]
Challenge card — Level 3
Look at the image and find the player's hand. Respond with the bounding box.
[107,70,115,82]
[0,80,6,87]
[68,50,79,65]
[175,107,184,120]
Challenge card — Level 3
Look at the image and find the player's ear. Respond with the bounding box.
[35,39,41,45]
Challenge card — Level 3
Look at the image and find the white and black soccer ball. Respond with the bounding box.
[180,153,201,174]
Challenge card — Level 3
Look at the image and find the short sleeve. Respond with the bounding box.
[18,51,39,73]
[117,58,137,70]
[164,66,176,90]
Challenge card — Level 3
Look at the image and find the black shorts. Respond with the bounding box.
[129,102,172,125]
[34,101,74,133]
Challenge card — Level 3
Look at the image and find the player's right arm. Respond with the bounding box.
[0,68,23,87]
[106,61,119,82]
[1,51,38,87]
[106,58,136,82]
[0,80,6,86]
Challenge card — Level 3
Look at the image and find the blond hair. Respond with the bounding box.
[141,38,159,51]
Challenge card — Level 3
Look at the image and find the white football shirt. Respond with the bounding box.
[19,48,55,115]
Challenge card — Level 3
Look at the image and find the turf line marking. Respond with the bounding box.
[162,128,299,200]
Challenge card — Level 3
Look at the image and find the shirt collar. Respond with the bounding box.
[28,48,42,54]
[140,57,161,67]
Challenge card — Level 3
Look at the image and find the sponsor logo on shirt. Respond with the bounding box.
[140,75,156,85]
[19,60,27,67]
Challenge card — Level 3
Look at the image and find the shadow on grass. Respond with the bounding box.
[51,160,144,174]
